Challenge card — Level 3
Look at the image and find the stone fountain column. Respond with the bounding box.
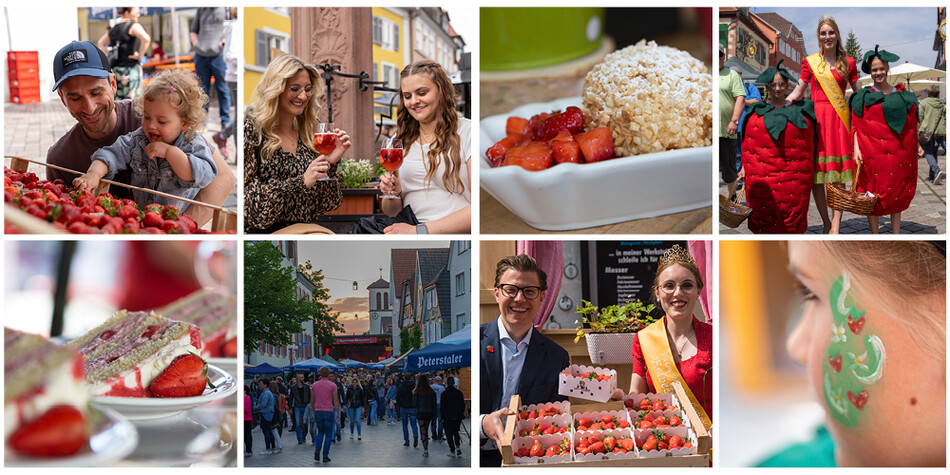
[292,7,374,162]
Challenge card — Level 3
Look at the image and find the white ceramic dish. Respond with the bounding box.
[480,96,712,231]
[6,405,138,467]
[92,364,237,420]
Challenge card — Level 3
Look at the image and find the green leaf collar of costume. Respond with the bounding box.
[849,86,918,135]
[743,100,816,140]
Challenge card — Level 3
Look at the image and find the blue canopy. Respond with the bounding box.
[285,357,345,373]
[245,363,285,375]
[405,326,470,373]
[340,358,367,369]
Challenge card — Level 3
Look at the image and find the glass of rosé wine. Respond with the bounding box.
[379,137,403,200]
[313,122,337,182]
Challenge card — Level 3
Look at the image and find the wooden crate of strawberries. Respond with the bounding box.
[500,380,709,467]
[4,157,236,234]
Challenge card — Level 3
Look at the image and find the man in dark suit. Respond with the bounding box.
[479,254,569,467]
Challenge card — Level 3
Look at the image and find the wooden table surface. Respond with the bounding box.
[480,193,713,234]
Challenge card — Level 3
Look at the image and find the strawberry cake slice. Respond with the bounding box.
[156,289,237,358]
[69,311,209,398]
[5,327,91,457]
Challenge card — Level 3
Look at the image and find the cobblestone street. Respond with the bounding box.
[243,414,472,467]
[720,153,946,234]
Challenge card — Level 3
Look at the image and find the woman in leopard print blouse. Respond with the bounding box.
[244,54,351,233]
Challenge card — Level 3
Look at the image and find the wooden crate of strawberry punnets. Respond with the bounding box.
[4,156,237,234]
[558,364,617,402]
[500,381,709,467]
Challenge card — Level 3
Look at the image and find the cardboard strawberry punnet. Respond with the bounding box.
[849,85,918,216]
[740,101,816,233]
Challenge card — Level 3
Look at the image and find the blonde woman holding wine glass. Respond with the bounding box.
[243,54,351,234]
[378,60,471,234]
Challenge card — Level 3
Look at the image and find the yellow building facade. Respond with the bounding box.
[243,7,291,104]
[371,7,409,125]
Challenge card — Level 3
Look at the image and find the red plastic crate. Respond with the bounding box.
[8,76,39,88]
[7,51,38,62]
[8,60,39,80]
[9,84,40,104]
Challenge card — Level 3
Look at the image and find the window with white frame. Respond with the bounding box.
[373,16,400,51]
[455,272,465,296]
[255,28,290,67]
[381,62,398,89]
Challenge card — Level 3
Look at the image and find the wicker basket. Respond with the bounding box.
[719,184,752,228]
[826,162,877,215]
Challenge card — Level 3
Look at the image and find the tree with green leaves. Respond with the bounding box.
[844,29,862,65]
[244,241,316,356]
[297,260,345,348]
[399,323,423,354]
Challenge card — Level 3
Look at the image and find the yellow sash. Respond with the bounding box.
[639,318,712,430]
[806,52,850,130]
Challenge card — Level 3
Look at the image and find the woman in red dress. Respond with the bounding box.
[786,15,862,234]
[628,245,712,421]
[850,46,924,234]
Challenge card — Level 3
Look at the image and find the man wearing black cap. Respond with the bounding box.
[45,41,234,226]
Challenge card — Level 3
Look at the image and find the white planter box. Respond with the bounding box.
[584,332,637,365]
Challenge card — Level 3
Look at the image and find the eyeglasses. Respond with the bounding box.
[657,281,698,294]
[767,82,788,89]
[496,284,542,300]
[289,85,314,96]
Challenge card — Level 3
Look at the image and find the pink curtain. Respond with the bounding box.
[688,240,712,324]
[516,241,563,329]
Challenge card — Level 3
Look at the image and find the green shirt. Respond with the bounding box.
[756,425,836,467]
[719,69,746,138]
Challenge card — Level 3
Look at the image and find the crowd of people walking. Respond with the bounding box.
[243,368,467,464]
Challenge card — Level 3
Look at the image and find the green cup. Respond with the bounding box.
[481,7,605,71]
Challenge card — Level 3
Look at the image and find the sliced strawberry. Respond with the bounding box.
[505,116,530,140]
[148,353,209,398]
[486,136,521,168]
[9,405,87,457]
[550,132,583,164]
[527,112,553,140]
[537,106,585,141]
[503,142,553,171]
[574,127,615,163]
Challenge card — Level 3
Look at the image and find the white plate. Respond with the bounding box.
[480,96,713,231]
[6,405,138,467]
[92,364,237,420]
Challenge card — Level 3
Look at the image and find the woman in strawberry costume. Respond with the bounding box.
[850,46,924,234]
[740,60,815,233]
[786,15,862,234]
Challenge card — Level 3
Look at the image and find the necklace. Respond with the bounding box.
[673,327,696,358]
[419,128,437,144]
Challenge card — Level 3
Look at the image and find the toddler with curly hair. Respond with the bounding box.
[74,68,217,212]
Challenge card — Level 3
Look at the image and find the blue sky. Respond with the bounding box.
[749,7,942,68]
[297,241,449,334]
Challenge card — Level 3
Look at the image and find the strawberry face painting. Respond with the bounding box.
[823,273,886,427]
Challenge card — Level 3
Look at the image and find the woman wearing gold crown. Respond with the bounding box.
[626,245,712,428]
[785,15,862,234]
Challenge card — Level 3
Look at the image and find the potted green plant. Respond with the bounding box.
[574,298,657,365]
[328,159,381,215]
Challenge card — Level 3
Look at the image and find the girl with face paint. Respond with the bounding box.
[777,241,945,466]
